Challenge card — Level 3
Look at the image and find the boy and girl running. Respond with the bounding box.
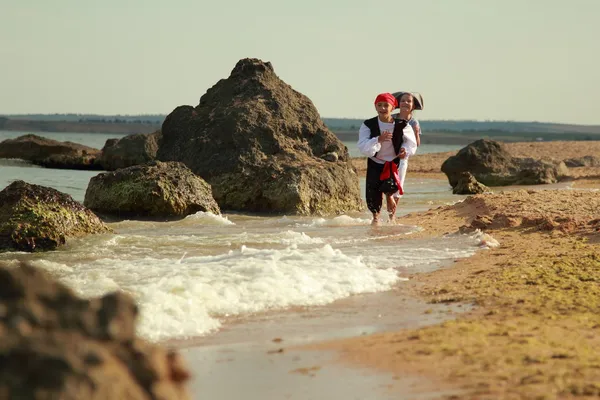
[357,91,423,226]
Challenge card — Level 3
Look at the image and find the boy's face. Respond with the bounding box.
[375,101,394,117]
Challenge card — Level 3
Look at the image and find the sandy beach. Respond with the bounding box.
[181,140,600,400]
[309,141,600,399]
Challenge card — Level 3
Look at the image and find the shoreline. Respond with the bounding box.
[169,277,474,399]
[300,187,600,398]
[177,140,600,399]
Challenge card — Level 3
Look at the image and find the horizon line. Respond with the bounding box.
[1,113,600,128]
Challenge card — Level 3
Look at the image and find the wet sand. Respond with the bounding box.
[173,285,470,399]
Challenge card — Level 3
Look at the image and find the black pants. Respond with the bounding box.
[366,158,399,214]
[365,158,400,214]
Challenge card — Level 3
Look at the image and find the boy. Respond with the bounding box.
[357,93,418,225]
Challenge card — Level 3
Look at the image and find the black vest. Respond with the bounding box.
[363,116,407,158]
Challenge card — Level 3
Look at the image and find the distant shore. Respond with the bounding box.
[3,116,600,145]
[0,118,160,135]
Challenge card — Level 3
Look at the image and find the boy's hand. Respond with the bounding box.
[398,148,407,159]
[378,130,393,143]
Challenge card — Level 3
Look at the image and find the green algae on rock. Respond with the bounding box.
[84,161,221,218]
[0,181,112,252]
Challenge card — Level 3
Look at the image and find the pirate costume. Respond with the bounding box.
[357,93,418,215]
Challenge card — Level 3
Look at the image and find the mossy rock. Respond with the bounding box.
[441,139,568,188]
[98,130,161,171]
[0,181,112,252]
[84,161,220,218]
[156,58,363,215]
[210,158,364,215]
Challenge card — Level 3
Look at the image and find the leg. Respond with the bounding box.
[398,159,408,195]
[384,159,405,223]
[386,193,397,223]
[366,159,384,226]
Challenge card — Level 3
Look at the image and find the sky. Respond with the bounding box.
[1,0,599,124]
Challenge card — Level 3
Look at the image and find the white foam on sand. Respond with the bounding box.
[469,229,501,248]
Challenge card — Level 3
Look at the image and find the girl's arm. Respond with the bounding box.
[413,120,421,146]
[357,123,381,157]
[400,124,418,158]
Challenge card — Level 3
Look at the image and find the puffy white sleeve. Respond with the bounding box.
[401,124,418,157]
[411,119,421,136]
[357,123,380,157]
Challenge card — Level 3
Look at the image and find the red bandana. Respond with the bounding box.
[374,93,398,108]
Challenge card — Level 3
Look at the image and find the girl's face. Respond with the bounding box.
[375,101,394,117]
[399,94,414,112]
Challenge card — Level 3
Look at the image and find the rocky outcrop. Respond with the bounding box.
[84,161,220,218]
[156,58,363,215]
[564,155,600,168]
[0,181,112,252]
[0,134,102,170]
[0,263,191,399]
[441,139,569,188]
[452,172,489,194]
[99,130,161,171]
[454,190,600,235]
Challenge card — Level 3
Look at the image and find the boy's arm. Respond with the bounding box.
[357,123,381,157]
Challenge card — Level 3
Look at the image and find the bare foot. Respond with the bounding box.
[371,214,381,226]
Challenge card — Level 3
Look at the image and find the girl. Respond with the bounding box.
[395,91,423,146]
[357,93,418,225]
[389,92,424,212]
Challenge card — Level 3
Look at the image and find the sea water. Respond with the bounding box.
[0,130,476,342]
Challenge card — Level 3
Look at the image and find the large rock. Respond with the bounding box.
[441,139,568,188]
[0,181,112,252]
[0,263,190,399]
[156,58,363,215]
[99,130,161,171]
[0,134,102,170]
[84,161,220,218]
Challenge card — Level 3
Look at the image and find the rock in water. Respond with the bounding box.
[157,58,363,215]
[84,161,221,218]
[0,134,102,170]
[99,130,162,171]
[0,263,191,399]
[0,181,112,252]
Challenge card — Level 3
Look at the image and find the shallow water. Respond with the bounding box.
[0,130,480,342]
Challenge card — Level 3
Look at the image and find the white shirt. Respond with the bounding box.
[357,118,418,164]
